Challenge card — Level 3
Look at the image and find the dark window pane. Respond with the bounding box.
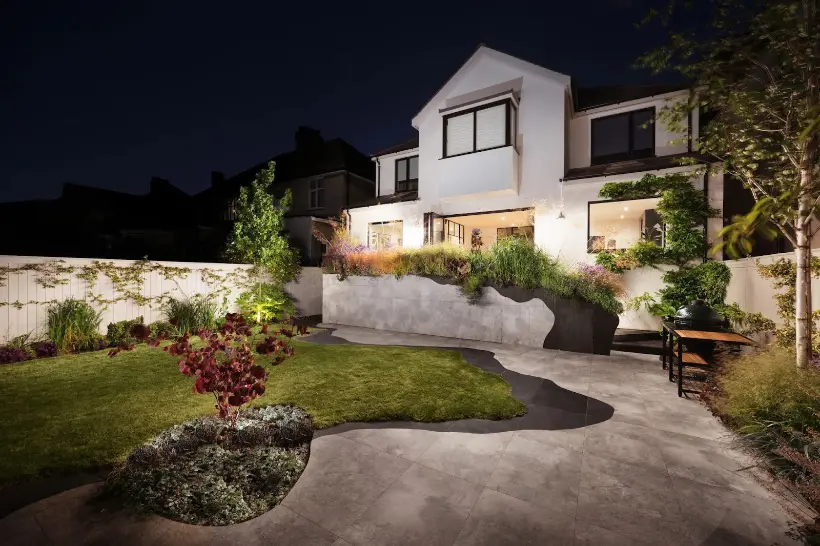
[408,156,419,179]
[632,109,654,151]
[592,114,630,159]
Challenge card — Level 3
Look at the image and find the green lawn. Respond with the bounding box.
[0,335,525,484]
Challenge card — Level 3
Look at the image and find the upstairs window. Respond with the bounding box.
[309,178,324,209]
[443,99,515,158]
[591,107,654,165]
[395,155,419,192]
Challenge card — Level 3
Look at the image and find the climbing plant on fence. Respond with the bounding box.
[0,259,254,310]
[593,172,737,320]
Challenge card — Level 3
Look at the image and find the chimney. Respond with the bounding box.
[211,171,226,188]
[295,126,323,151]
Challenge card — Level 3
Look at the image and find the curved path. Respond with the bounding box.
[1,325,808,545]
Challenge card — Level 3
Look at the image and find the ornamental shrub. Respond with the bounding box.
[0,346,32,364]
[34,340,58,358]
[110,313,294,427]
[147,321,178,339]
[46,298,103,352]
[235,283,296,324]
[106,316,144,348]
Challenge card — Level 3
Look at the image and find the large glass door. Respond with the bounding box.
[423,213,444,245]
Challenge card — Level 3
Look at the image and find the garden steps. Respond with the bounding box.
[611,329,663,355]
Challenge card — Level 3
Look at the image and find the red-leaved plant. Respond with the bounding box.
[109,312,294,427]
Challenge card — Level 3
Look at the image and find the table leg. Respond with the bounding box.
[668,334,675,383]
[662,328,667,370]
[677,338,684,397]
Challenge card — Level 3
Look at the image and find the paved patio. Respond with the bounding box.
[1,325,808,545]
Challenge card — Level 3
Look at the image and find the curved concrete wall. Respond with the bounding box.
[323,274,555,347]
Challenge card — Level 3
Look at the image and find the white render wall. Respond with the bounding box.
[0,256,322,343]
[376,148,418,197]
[323,274,555,347]
[413,51,567,223]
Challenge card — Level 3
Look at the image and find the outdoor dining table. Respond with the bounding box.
[661,321,755,397]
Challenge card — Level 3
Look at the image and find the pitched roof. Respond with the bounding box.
[210,137,374,197]
[563,152,709,181]
[574,83,689,111]
[412,44,570,127]
[371,137,419,158]
[348,190,419,209]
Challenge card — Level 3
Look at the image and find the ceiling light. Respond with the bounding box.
[624,206,629,211]
[501,216,505,220]
[620,214,624,219]
[512,223,517,227]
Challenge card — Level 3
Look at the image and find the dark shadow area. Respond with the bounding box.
[304,329,614,437]
[0,466,111,519]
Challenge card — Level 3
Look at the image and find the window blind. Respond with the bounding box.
[476,104,506,150]
[446,113,474,156]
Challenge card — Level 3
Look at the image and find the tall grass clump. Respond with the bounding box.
[163,295,218,334]
[705,346,820,512]
[46,299,103,352]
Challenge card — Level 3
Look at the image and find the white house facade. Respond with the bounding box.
[349,45,721,274]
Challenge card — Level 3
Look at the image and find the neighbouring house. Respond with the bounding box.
[0,178,216,261]
[195,126,375,265]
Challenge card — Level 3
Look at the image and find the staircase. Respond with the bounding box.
[611,328,663,355]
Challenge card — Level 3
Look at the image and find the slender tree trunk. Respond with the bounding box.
[796,0,818,368]
[795,210,812,369]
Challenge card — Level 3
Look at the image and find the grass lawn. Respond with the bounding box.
[0,334,525,484]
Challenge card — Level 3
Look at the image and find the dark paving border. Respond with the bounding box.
[304,329,614,437]
[0,466,111,519]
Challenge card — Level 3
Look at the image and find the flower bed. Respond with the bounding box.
[319,232,624,316]
[105,406,312,526]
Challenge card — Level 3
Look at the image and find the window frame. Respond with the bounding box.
[308,178,324,209]
[590,107,656,165]
[367,220,403,250]
[395,155,419,192]
[586,197,665,254]
[442,98,515,159]
[497,225,534,241]
[444,219,465,245]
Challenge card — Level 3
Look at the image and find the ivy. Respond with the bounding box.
[597,172,732,319]
[0,259,253,311]
[597,172,720,269]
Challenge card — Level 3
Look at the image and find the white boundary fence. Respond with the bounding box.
[618,250,820,330]
[0,255,322,343]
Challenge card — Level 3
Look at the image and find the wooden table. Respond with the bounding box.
[661,322,755,397]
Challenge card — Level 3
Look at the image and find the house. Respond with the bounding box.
[195,127,375,264]
[349,45,725,268]
[0,178,214,261]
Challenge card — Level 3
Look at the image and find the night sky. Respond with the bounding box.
[1,0,681,203]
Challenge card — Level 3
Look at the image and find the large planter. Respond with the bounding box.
[323,274,619,355]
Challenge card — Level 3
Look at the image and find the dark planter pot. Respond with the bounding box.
[491,285,620,355]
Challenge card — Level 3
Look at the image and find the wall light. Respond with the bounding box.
[624,206,629,211]
[620,214,624,219]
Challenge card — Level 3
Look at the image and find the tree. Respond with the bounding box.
[639,0,820,367]
[224,161,300,321]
